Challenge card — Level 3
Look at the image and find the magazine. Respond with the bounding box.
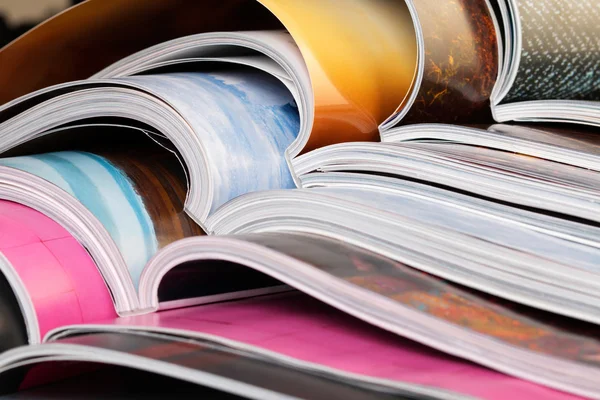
[0,0,500,224]
[0,1,599,398]
[490,0,600,125]
[0,326,465,400]
[293,139,600,222]
[206,175,600,327]
[0,232,593,398]
[0,146,294,317]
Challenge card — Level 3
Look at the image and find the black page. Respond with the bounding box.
[0,271,27,353]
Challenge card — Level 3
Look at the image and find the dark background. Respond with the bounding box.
[0,0,83,47]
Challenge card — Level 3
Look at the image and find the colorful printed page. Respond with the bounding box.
[390,0,498,126]
[0,200,115,343]
[238,234,600,362]
[111,293,575,399]
[0,150,202,289]
[501,0,600,103]
[0,0,502,149]
[118,69,300,214]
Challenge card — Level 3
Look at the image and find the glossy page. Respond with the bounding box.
[258,0,417,149]
[114,294,574,399]
[0,151,202,289]
[487,123,600,155]
[400,0,498,125]
[0,200,115,342]
[120,69,300,213]
[503,0,600,102]
[229,234,600,369]
[307,185,600,272]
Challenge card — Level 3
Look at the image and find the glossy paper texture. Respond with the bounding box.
[120,70,300,213]
[20,331,420,400]
[232,233,600,367]
[116,294,577,400]
[258,0,418,150]
[0,151,202,288]
[0,0,417,151]
[504,0,600,102]
[401,0,498,124]
[0,201,116,340]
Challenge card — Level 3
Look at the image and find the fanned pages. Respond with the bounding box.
[0,1,599,399]
[491,0,600,126]
[205,180,600,326]
[94,233,600,398]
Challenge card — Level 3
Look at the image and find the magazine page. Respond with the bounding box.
[381,123,600,172]
[0,147,200,293]
[0,200,115,345]
[145,233,600,397]
[381,0,499,129]
[0,329,464,400]
[105,293,576,399]
[491,0,600,125]
[488,124,600,155]
[499,0,600,104]
[257,0,417,149]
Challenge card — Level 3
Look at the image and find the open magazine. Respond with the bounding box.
[0,0,599,398]
[207,173,600,326]
[490,0,600,125]
[0,1,597,228]
[293,139,600,222]
[0,0,502,229]
[3,137,600,326]
[0,229,594,399]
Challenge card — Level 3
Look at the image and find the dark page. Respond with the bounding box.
[0,271,27,353]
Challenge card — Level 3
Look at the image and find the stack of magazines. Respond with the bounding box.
[0,0,599,398]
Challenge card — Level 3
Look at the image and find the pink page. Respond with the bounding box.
[0,200,116,338]
[113,293,580,399]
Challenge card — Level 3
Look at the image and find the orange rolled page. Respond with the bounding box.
[258,0,418,150]
[0,0,498,148]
